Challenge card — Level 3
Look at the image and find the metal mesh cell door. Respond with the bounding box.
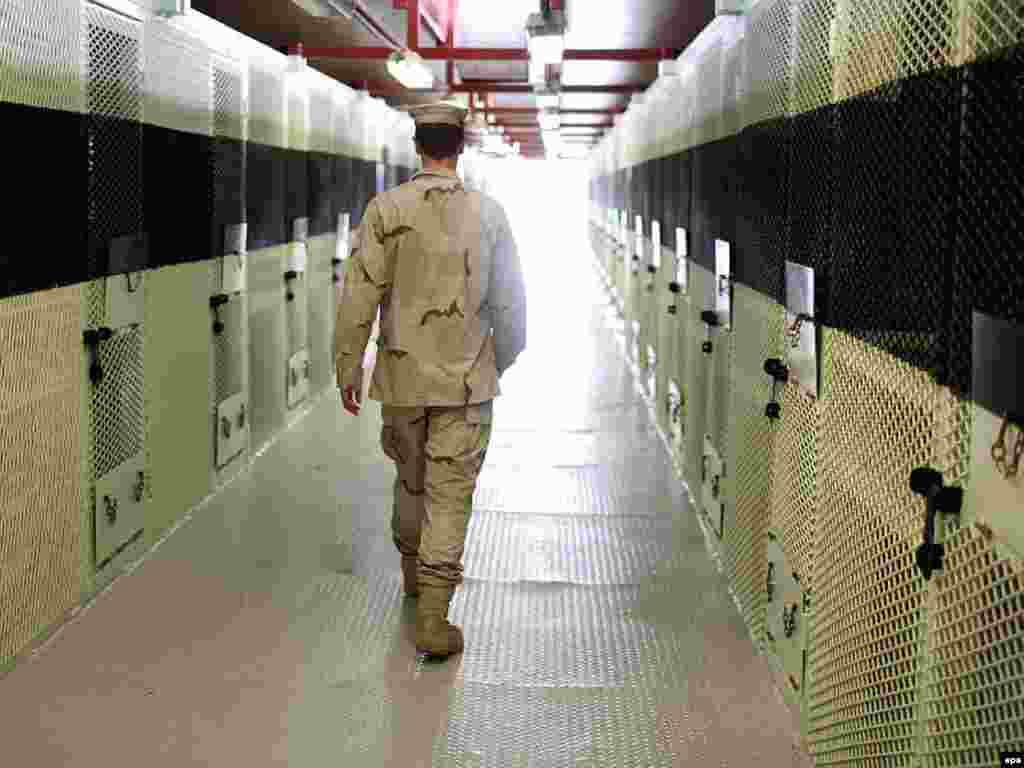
[85,3,147,282]
[684,263,712,500]
[83,4,147,570]
[209,55,249,480]
[742,0,794,131]
[809,332,968,766]
[306,234,335,397]
[725,284,785,649]
[0,288,84,669]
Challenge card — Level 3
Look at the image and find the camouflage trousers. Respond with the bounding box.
[380,401,492,588]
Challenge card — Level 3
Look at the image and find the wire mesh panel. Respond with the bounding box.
[695,41,724,146]
[725,284,784,645]
[0,287,83,668]
[212,58,246,260]
[144,262,213,540]
[948,45,1024,399]
[742,0,795,130]
[770,382,819,596]
[247,247,287,452]
[831,75,949,377]
[707,331,733,474]
[809,332,966,766]
[90,327,145,482]
[143,19,211,137]
[735,120,791,306]
[248,56,285,149]
[832,0,962,102]
[920,526,1024,767]
[791,0,837,115]
[961,0,1024,62]
[0,0,83,112]
[85,3,145,280]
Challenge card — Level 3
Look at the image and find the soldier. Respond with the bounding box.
[335,101,527,659]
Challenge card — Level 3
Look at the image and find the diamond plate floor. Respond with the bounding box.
[0,188,811,766]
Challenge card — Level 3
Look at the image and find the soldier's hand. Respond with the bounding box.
[342,385,362,416]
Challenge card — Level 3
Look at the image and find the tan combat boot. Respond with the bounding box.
[415,584,464,658]
[401,556,420,598]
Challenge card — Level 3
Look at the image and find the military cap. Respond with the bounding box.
[405,101,468,128]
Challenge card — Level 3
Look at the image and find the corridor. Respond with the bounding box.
[0,169,809,767]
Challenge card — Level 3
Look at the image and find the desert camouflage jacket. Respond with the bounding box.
[335,168,526,407]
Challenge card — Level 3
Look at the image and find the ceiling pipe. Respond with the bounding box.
[350,82,646,94]
[305,46,674,61]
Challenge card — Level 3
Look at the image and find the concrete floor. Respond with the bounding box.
[0,213,812,766]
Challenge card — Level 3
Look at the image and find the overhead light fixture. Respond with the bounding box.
[526,10,566,87]
[535,89,560,111]
[387,50,434,90]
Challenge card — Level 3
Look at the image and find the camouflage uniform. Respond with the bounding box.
[335,167,526,588]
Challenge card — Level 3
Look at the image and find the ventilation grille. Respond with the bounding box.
[0,0,82,112]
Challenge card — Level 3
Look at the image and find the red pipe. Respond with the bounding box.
[351,82,646,95]
[407,0,419,51]
[303,47,673,62]
[351,1,402,50]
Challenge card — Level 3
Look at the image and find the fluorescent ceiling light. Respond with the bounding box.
[528,33,565,66]
[387,50,434,90]
[537,109,560,131]
[535,90,559,110]
[528,59,546,85]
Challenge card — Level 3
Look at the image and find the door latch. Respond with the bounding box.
[83,327,114,385]
[210,293,230,335]
[237,403,246,429]
[783,603,798,638]
[133,471,146,503]
[910,467,963,581]
[766,561,775,602]
[103,494,118,526]
[763,358,790,420]
[284,270,299,302]
[700,310,719,355]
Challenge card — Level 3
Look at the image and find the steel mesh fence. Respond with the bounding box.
[0,287,83,668]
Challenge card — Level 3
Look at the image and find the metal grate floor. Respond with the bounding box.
[0,227,811,767]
